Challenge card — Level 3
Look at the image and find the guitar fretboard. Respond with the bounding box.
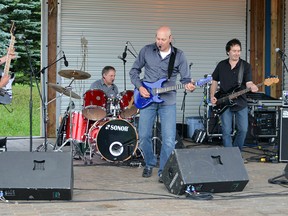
[156,84,185,94]
[3,36,15,76]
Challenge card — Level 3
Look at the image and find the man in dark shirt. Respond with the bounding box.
[210,38,258,152]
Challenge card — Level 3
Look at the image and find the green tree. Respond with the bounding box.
[0,0,41,85]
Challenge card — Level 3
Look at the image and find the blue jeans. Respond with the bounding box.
[138,103,176,176]
[220,107,248,150]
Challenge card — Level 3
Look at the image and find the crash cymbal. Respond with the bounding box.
[58,69,91,80]
[48,83,81,99]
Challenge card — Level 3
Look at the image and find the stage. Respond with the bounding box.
[0,137,287,215]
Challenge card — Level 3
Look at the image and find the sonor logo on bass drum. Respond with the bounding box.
[105,124,129,132]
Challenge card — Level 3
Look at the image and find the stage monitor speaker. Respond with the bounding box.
[285,164,288,179]
[279,108,288,162]
[0,151,73,200]
[162,147,249,195]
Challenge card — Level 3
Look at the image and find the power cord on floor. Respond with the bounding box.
[184,185,213,200]
[268,173,288,185]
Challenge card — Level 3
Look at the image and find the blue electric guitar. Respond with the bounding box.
[0,22,16,105]
[134,76,212,109]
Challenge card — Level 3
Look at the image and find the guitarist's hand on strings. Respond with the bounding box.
[0,74,10,88]
[246,81,258,93]
[0,50,16,66]
[139,86,150,98]
[185,82,196,92]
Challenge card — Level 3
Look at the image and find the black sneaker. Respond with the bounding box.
[158,175,163,183]
[142,167,153,177]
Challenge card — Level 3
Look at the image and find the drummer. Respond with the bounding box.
[90,65,119,97]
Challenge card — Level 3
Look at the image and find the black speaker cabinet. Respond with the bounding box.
[285,164,288,179]
[279,108,288,162]
[0,151,73,200]
[162,147,249,195]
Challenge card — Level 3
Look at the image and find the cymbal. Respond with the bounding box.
[48,83,81,99]
[58,69,91,80]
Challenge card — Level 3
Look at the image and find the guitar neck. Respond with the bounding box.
[3,36,15,76]
[156,84,185,94]
[224,82,263,101]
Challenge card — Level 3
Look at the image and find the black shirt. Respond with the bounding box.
[212,58,252,111]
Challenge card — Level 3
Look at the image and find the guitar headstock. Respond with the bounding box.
[10,21,16,36]
[263,76,279,86]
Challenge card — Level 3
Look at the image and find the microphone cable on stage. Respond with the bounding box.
[184,185,213,200]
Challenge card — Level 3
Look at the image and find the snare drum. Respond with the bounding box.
[88,118,138,162]
[119,90,138,119]
[82,89,107,120]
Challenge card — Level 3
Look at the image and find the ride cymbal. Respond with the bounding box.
[48,83,81,99]
[58,69,91,80]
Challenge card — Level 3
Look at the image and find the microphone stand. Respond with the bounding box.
[280,54,288,91]
[23,40,35,152]
[127,48,137,58]
[180,90,187,139]
[118,51,127,91]
[118,42,138,91]
[35,55,65,152]
[180,63,193,140]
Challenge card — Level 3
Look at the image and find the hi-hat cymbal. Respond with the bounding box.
[48,83,81,99]
[58,69,91,80]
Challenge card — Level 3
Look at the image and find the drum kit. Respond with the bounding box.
[49,69,139,164]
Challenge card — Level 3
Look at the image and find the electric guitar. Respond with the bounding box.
[0,22,16,105]
[134,76,212,109]
[212,77,279,115]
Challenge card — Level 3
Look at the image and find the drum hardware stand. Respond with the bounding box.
[53,86,90,163]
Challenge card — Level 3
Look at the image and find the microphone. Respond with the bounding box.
[189,62,193,70]
[118,55,125,61]
[62,51,69,67]
[122,41,128,59]
[275,48,287,57]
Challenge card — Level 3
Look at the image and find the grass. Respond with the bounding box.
[0,84,41,137]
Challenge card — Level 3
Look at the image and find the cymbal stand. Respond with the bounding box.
[53,79,76,151]
[54,84,86,160]
[54,86,74,151]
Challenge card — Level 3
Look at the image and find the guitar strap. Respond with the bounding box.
[167,47,177,80]
[238,60,244,86]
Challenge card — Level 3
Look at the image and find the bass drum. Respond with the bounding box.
[88,118,138,162]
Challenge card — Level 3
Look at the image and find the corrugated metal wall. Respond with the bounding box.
[285,0,288,89]
[51,0,247,129]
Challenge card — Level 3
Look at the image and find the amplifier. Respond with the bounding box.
[279,108,288,162]
[254,110,277,136]
[282,90,288,107]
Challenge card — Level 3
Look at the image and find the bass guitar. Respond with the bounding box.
[134,76,212,109]
[0,22,16,105]
[212,77,279,115]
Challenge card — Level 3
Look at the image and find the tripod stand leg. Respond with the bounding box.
[34,142,55,152]
[54,138,72,152]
